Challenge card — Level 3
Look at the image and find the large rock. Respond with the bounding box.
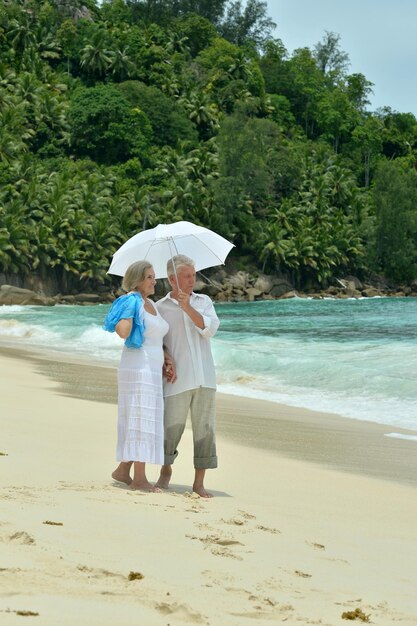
[342,275,364,290]
[209,268,228,283]
[362,287,382,298]
[203,281,224,298]
[270,280,294,298]
[277,290,298,299]
[226,271,250,290]
[194,279,224,297]
[0,284,55,306]
[0,272,59,296]
[193,279,207,292]
[344,287,362,299]
[323,286,341,296]
[213,291,228,302]
[246,287,263,302]
[58,295,77,304]
[253,275,275,294]
[73,293,103,303]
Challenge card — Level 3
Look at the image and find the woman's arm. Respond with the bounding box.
[116,318,133,339]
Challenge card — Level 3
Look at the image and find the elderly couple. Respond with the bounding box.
[104,255,219,498]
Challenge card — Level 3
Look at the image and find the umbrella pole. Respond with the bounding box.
[167,237,181,292]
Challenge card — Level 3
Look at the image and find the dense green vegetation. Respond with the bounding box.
[1,0,417,292]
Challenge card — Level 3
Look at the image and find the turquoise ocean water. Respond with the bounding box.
[1,297,416,434]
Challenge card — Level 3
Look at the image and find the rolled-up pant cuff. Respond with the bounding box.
[164,451,178,465]
[194,455,218,470]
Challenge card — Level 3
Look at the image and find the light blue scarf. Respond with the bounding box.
[103,292,145,348]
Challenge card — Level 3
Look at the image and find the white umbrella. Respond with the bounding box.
[107,221,234,278]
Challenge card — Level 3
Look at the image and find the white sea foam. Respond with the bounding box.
[384,433,417,442]
[0,318,59,341]
[0,305,27,314]
[1,299,416,433]
[217,379,417,431]
[73,325,122,363]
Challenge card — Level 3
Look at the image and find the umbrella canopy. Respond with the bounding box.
[107,221,234,278]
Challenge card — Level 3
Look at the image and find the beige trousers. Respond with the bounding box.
[163,388,217,469]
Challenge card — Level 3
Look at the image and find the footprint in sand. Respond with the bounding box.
[307,541,326,550]
[256,524,281,534]
[8,531,35,545]
[185,507,202,514]
[229,598,294,621]
[10,487,39,501]
[221,516,246,526]
[200,569,237,587]
[0,567,22,573]
[338,599,404,624]
[186,533,245,560]
[201,575,292,620]
[155,601,206,624]
[187,533,244,547]
[58,481,114,493]
[77,565,125,580]
[164,491,206,514]
[237,509,256,520]
[216,510,260,532]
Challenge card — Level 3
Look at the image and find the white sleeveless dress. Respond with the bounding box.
[116,301,169,464]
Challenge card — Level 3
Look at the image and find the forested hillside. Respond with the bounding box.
[1,0,417,293]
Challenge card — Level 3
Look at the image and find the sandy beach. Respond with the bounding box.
[1,345,417,625]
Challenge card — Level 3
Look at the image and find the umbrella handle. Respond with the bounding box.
[168,237,181,292]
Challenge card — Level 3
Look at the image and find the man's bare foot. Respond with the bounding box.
[130,480,161,493]
[155,465,172,490]
[193,484,213,498]
[112,468,132,485]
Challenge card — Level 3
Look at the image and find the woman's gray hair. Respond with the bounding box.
[122,260,153,292]
[167,254,195,277]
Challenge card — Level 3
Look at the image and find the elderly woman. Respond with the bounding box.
[104,260,172,491]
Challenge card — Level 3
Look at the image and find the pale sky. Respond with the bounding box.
[266,0,417,116]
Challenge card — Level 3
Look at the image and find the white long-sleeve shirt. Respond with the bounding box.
[155,292,220,397]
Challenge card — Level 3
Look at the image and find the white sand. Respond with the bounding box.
[1,349,417,625]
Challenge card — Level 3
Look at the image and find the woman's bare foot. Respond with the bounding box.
[193,484,213,498]
[155,465,172,490]
[130,480,161,493]
[112,467,132,485]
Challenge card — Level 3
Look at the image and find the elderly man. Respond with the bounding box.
[155,254,220,498]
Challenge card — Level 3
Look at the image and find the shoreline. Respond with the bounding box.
[2,343,417,487]
[2,345,417,624]
[2,280,417,306]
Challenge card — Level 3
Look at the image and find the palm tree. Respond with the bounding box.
[0,198,33,273]
[227,50,252,81]
[8,15,36,63]
[80,30,112,79]
[179,91,219,138]
[108,46,135,81]
[0,103,33,163]
[15,72,42,108]
[35,27,62,63]
[165,31,189,55]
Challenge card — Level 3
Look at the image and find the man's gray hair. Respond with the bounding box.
[122,260,153,292]
[167,254,195,277]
